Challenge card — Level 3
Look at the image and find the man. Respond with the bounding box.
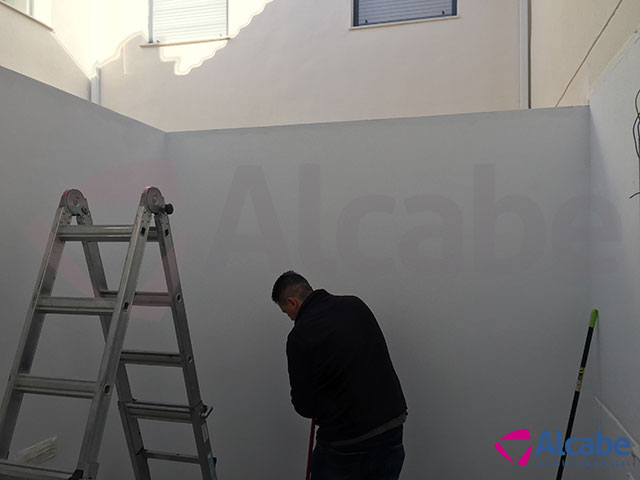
[271,271,407,480]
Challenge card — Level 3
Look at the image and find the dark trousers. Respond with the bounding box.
[310,426,405,480]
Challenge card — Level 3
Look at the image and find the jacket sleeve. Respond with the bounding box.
[286,332,316,419]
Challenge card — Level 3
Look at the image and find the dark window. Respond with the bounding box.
[354,0,457,27]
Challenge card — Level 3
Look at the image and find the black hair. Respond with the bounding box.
[271,271,313,305]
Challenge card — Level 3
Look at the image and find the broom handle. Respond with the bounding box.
[306,419,316,480]
[556,309,598,480]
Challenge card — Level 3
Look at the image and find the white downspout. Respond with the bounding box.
[519,0,531,109]
[90,0,100,105]
[90,68,101,105]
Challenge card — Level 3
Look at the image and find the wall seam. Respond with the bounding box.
[554,0,625,107]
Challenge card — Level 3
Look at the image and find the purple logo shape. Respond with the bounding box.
[494,429,532,466]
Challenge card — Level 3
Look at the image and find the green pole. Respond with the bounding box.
[556,310,598,480]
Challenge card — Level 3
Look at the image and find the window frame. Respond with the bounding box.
[1,0,32,17]
[0,0,51,29]
[352,0,458,28]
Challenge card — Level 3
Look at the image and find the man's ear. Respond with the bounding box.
[286,297,297,308]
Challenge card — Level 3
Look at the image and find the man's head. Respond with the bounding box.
[271,271,313,321]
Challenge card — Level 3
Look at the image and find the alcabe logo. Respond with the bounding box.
[494,429,532,466]
[495,429,632,468]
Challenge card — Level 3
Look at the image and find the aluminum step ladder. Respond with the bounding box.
[0,188,217,480]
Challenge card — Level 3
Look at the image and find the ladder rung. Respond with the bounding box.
[0,460,73,480]
[120,350,183,367]
[143,450,200,464]
[58,225,159,242]
[123,401,193,423]
[14,375,97,399]
[101,291,171,307]
[36,297,116,315]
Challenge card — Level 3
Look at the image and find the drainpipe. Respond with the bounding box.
[90,66,101,105]
[90,0,100,105]
[519,0,531,109]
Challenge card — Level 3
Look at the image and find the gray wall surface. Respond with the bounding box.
[0,66,168,479]
[589,33,640,480]
[0,64,603,479]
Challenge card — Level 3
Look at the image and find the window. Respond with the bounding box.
[149,0,228,45]
[1,0,50,25]
[353,0,456,27]
[1,0,33,17]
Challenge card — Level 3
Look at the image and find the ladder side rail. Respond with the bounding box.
[155,213,216,480]
[76,208,151,480]
[75,203,153,478]
[0,204,72,458]
[154,213,205,405]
